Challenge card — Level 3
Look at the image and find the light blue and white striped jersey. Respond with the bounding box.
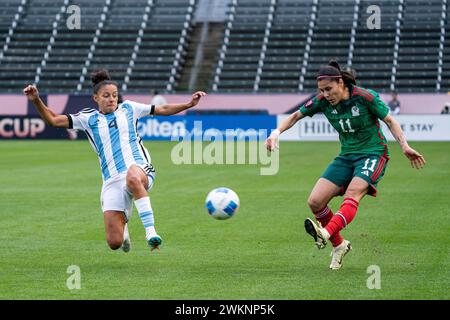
[68,100,155,182]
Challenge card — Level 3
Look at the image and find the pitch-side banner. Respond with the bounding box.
[0,116,74,139]
[278,114,450,141]
[0,115,276,140]
[137,115,276,141]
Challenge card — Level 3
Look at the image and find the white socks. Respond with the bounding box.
[321,228,331,241]
[123,223,129,240]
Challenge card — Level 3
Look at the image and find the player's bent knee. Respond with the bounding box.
[126,174,141,191]
[307,196,326,213]
[107,240,122,250]
[106,235,123,250]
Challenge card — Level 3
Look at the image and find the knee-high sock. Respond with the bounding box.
[135,196,157,240]
[324,198,359,238]
[313,206,343,247]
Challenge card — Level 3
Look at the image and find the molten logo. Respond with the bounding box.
[137,118,186,138]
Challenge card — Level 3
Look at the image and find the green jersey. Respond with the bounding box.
[299,85,390,157]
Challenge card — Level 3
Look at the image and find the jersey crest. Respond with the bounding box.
[351,106,360,117]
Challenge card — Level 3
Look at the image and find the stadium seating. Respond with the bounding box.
[126,0,196,93]
[351,0,400,92]
[0,0,196,94]
[213,0,447,93]
[257,0,312,92]
[214,0,273,92]
[441,1,450,92]
[396,0,443,92]
[0,0,447,94]
[0,0,67,93]
[302,0,355,92]
[39,0,104,93]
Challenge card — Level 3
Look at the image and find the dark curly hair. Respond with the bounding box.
[91,69,119,94]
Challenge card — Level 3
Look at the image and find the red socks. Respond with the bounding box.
[313,206,343,247]
[324,198,359,239]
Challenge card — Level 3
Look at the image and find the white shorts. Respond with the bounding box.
[100,164,155,221]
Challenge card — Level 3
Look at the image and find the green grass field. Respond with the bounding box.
[0,140,448,300]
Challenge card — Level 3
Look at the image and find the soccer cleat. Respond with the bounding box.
[148,235,162,251]
[329,240,352,270]
[121,225,131,253]
[121,235,131,253]
[304,218,328,249]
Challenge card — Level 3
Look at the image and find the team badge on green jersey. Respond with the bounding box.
[351,106,360,117]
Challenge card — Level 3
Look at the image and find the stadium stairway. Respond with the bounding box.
[177,22,224,92]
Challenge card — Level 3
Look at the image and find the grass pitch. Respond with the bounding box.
[0,140,448,299]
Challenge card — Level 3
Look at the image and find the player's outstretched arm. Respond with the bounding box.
[23,85,69,128]
[265,110,305,151]
[383,114,426,169]
[154,91,207,116]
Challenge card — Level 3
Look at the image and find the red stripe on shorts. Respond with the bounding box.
[371,157,386,182]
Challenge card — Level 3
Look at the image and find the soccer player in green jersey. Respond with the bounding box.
[265,60,425,270]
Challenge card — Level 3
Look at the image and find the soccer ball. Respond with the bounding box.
[205,187,240,220]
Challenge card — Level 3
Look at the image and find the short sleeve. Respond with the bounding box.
[67,108,95,130]
[299,95,326,117]
[369,95,390,120]
[123,100,155,119]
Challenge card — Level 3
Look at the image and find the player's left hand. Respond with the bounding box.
[403,146,426,169]
[189,91,207,107]
[265,130,280,151]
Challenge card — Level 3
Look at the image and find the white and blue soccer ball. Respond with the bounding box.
[205,187,240,220]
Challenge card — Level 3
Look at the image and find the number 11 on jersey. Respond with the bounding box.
[339,119,355,133]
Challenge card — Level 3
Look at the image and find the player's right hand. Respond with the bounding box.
[23,85,39,101]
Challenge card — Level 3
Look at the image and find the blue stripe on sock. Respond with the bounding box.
[139,211,154,228]
[139,212,153,218]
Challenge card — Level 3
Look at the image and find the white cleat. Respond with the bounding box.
[304,218,328,249]
[329,240,352,270]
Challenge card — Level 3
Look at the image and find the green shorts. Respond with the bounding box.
[322,154,389,197]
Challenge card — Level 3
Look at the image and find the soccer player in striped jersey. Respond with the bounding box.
[265,60,425,270]
[24,70,206,252]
